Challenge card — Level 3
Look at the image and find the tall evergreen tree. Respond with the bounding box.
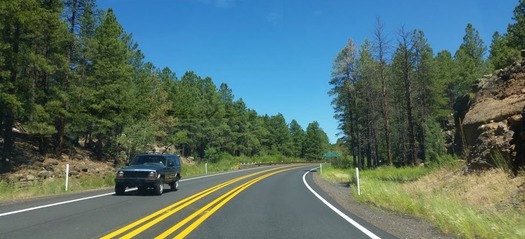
[268,113,292,156]
[507,0,525,52]
[411,30,438,162]
[453,23,487,98]
[373,18,393,166]
[434,50,457,118]
[289,119,305,158]
[489,31,520,70]
[58,0,98,154]
[303,121,329,161]
[85,9,133,159]
[355,39,381,168]
[394,28,418,166]
[0,0,33,160]
[0,0,69,159]
[26,0,69,155]
[328,39,359,166]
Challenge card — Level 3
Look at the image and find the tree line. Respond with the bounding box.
[0,0,330,169]
[329,1,525,168]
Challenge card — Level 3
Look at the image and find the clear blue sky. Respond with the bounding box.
[98,0,517,143]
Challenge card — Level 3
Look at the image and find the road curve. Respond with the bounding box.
[0,165,396,239]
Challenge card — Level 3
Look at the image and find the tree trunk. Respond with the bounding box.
[2,110,15,160]
[95,134,104,160]
[400,36,419,166]
[374,19,393,166]
[55,117,65,155]
[352,95,361,168]
[2,24,21,161]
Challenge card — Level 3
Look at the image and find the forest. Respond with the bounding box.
[1,0,524,172]
[329,1,525,168]
[0,0,331,170]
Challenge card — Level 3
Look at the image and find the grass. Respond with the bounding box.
[0,173,115,202]
[0,154,305,202]
[320,158,525,239]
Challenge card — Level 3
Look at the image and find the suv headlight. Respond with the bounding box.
[116,171,124,179]
[147,171,157,180]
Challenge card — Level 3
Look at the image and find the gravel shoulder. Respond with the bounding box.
[312,173,455,239]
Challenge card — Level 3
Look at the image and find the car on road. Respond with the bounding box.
[114,153,182,195]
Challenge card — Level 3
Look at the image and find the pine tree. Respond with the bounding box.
[25,0,69,155]
[289,120,305,158]
[395,28,418,166]
[434,50,456,119]
[67,0,99,145]
[0,0,69,158]
[85,9,133,159]
[303,121,329,161]
[453,23,487,98]
[355,39,381,168]
[489,32,520,70]
[374,19,393,166]
[268,113,292,156]
[411,30,438,162]
[0,0,32,160]
[508,0,525,51]
[328,39,359,166]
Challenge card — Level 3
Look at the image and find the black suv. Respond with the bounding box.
[114,154,182,195]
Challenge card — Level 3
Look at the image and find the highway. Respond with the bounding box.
[0,165,396,239]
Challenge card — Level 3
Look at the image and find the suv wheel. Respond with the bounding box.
[115,184,126,195]
[169,181,179,191]
[154,179,164,195]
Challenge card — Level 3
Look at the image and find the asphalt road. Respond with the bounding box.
[0,165,396,239]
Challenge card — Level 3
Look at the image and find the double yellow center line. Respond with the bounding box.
[101,165,301,239]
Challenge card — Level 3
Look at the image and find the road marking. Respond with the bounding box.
[179,166,270,182]
[0,193,114,217]
[0,166,270,218]
[302,168,381,239]
[101,166,301,239]
[158,167,298,239]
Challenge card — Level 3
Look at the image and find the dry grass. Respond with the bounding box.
[321,167,352,184]
[322,163,525,239]
[407,167,525,214]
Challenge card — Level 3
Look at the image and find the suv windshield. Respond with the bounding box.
[130,155,166,166]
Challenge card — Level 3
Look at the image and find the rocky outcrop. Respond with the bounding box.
[461,61,525,173]
[2,155,115,188]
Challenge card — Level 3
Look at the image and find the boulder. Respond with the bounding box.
[26,174,37,181]
[38,170,52,179]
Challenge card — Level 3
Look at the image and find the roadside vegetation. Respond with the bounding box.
[320,155,525,239]
[0,173,115,202]
[0,0,331,174]
[0,154,305,202]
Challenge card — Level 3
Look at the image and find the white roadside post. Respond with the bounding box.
[356,167,361,196]
[205,163,208,175]
[65,164,70,191]
[320,163,323,175]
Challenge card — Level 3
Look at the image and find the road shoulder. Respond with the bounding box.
[312,173,455,239]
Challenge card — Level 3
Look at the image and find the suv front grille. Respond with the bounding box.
[123,171,150,178]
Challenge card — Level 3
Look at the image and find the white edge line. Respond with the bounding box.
[0,166,270,217]
[303,168,381,239]
[0,192,113,217]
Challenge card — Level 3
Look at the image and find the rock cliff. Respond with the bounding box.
[460,61,525,174]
